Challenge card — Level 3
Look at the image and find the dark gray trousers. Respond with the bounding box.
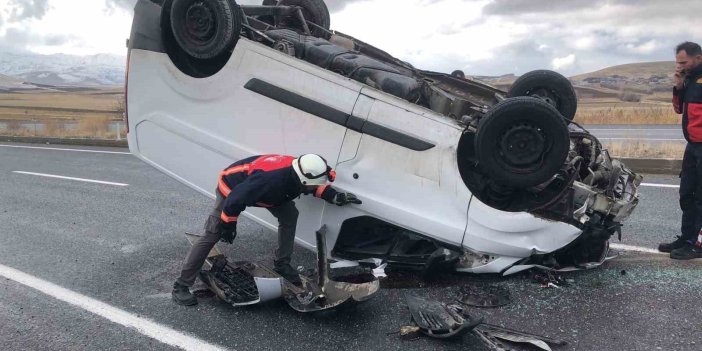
[679,143,702,242]
[176,192,299,287]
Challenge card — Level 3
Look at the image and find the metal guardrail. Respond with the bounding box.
[0,136,128,148]
[618,158,681,175]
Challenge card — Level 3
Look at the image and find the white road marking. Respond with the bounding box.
[13,171,129,187]
[0,263,229,351]
[588,129,680,132]
[598,138,686,141]
[610,243,667,255]
[641,183,680,189]
[0,144,131,155]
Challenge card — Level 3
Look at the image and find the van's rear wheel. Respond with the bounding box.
[475,97,569,189]
[162,0,241,77]
[170,0,241,59]
[507,70,577,121]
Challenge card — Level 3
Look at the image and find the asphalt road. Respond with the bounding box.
[585,124,685,143]
[1,142,701,351]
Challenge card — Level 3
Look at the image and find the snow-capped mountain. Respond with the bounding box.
[0,51,126,87]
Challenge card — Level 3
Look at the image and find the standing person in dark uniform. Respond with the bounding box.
[172,154,361,306]
[658,41,702,260]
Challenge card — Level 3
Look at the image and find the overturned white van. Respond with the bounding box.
[125,0,641,275]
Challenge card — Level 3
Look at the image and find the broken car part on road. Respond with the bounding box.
[474,323,568,351]
[404,294,483,339]
[456,284,511,308]
[398,294,566,350]
[186,225,380,312]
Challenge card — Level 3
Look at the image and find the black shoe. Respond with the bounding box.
[172,282,198,306]
[658,236,687,253]
[670,242,702,260]
[274,264,302,286]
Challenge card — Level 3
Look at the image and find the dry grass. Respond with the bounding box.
[75,116,113,138]
[0,88,125,139]
[43,119,68,137]
[0,89,124,120]
[604,141,685,159]
[0,120,125,139]
[574,102,679,125]
[0,90,122,110]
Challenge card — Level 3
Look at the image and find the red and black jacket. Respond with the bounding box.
[217,155,339,224]
[673,65,702,143]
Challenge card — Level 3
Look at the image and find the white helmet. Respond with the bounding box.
[292,154,332,186]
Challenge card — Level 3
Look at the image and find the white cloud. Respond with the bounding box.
[0,0,700,76]
[626,39,658,54]
[552,54,576,70]
[0,0,132,55]
[574,36,596,50]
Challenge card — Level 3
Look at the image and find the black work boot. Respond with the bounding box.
[274,264,302,286]
[658,236,687,253]
[670,242,702,260]
[172,281,198,306]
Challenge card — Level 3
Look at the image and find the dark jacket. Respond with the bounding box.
[673,64,702,143]
[217,155,338,223]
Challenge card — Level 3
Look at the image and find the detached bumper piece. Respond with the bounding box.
[198,259,285,306]
[405,295,482,339]
[284,226,380,312]
[473,323,567,351]
[399,294,565,350]
[185,228,380,313]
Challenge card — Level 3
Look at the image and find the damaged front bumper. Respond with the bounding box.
[457,133,643,275]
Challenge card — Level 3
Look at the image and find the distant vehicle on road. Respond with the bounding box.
[125,0,641,275]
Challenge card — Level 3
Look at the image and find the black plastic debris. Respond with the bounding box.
[534,270,566,288]
[185,229,380,312]
[404,294,482,339]
[457,285,511,308]
[191,287,216,299]
[198,263,261,305]
[396,294,566,350]
[474,323,567,351]
[421,248,461,281]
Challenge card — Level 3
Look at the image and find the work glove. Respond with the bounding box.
[219,221,237,244]
[333,192,362,206]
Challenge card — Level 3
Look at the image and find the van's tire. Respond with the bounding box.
[507,70,577,121]
[451,70,466,79]
[170,0,241,60]
[269,0,330,37]
[475,97,570,189]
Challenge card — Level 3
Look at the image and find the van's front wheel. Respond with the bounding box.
[475,97,570,189]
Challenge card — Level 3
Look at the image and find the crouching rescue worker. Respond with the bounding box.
[172,154,362,306]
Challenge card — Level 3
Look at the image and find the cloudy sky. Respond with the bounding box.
[1,0,701,76]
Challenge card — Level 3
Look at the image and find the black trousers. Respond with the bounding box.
[679,143,702,242]
[176,191,299,287]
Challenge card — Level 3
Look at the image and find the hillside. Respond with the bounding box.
[570,61,674,81]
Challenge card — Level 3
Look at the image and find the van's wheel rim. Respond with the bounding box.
[185,1,216,45]
[525,88,558,109]
[498,123,547,170]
